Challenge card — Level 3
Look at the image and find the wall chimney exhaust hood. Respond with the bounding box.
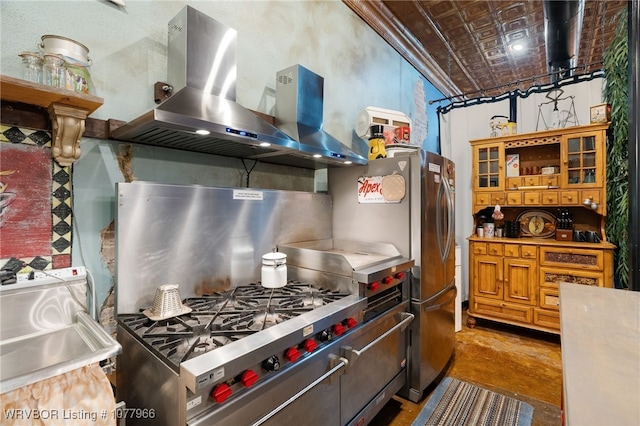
[274,65,367,166]
[111,6,363,169]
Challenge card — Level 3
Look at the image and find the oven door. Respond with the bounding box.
[340,301,413,425]
[188,342,347,426]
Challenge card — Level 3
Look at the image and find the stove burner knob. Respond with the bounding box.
[382,276,393,285]
[344,317,357,329]
[302,339,318,353]
[395,271,405,280]
[262,356,281,372]
[285,347,301,363]
[317,330,331,342]
[368,281,380,291]
[241,370,259,388]
[333,323,345,336]
[211,383,232,404]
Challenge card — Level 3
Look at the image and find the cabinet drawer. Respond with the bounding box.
[490,193,506,205]
[540,267,604,288]
[523,176,540,186]
[521,245,537,259]
[472,243,487,255]
[539,288,560,310]
[475,193,491,206]
[507,177,521,190]
[472,298,532,324]
[533,308,560,330]
[542,175,559,187]
[506,192,522,205]
[541,191,559,205]
[487,243,503,256]
[503,244,519,257]
[581,190,600,204]
[540,247,603,270]
[523,192,540,205]
[561,191,579,205]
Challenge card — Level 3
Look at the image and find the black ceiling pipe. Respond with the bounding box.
[509,92,517,124]
[543,0,585,82]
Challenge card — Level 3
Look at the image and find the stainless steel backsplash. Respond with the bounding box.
[115,182,332,314]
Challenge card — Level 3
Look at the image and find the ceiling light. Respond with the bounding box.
[344,161,352,165]
[195,129,210,135]
[313,154,322,158]
[510,43,524,52]
[259,142,271,147]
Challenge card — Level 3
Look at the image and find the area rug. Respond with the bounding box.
[411,377,534,426]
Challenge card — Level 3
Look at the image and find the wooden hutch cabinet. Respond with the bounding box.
[468,123,615,334]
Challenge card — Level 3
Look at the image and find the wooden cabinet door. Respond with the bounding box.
[473,255,503,300]
[473,143,504,191]
[503,258,537,305]
[562,130,604,188]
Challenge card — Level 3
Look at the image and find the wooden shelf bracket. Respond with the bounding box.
[1,75,103,167]
[47,103,88,167]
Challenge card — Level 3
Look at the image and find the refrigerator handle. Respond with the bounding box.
[424,285,457,313]
[423,280,457,305]
[436,179,446,263]
[437,175,455,264]
[445,176,455,261]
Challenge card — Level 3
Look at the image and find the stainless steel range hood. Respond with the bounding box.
[275,65,367,166]
[112,6,364,169]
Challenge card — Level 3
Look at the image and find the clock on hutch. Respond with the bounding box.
[467,123,615,334]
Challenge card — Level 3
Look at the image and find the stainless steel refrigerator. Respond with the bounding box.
[329,149,456,402]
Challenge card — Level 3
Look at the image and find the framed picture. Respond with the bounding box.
[590,103,611,123]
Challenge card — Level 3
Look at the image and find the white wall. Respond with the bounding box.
[440,78,605,301]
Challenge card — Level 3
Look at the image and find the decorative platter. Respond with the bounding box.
[516,210,556,238]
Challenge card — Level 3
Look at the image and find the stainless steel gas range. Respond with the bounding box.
[115,182,413,425]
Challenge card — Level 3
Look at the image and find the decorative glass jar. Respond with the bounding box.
[18,52,43,84]
[42,53,66,88]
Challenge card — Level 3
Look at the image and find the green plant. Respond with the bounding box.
[604,8,629,289]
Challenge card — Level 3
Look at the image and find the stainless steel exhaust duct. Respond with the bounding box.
[543,0,585,82]
[112,6,360,169]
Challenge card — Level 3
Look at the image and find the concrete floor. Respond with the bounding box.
[370,311,563,426]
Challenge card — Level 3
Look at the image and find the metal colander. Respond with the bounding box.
[143,284,192,321]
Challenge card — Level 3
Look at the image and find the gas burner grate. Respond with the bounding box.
[118,281,352,368]
[184,296,226,311]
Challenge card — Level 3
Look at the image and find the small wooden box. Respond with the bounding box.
[590,103,611,123]
[555,229,573,242]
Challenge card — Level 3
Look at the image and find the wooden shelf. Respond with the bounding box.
[1,74,103,113]
[468,235,617,249]
[1,74,104,167]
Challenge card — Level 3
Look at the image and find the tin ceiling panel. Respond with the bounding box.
[344,0,627,100]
